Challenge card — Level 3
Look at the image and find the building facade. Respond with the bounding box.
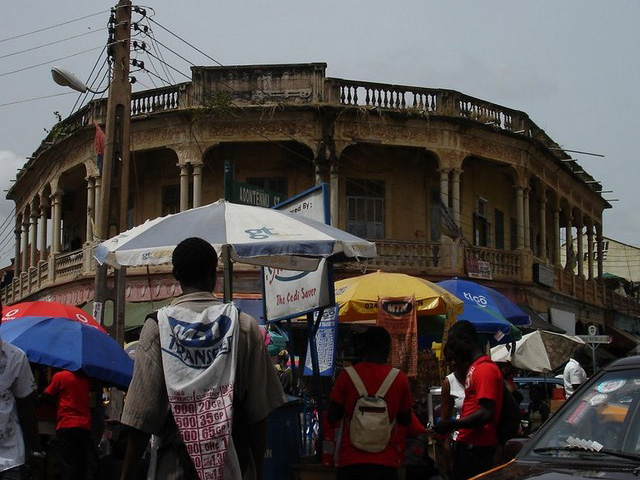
[3,63,637,338]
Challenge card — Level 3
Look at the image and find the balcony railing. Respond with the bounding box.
[36,69,547,162]
[464,246,522,279]
[361,239,449,271]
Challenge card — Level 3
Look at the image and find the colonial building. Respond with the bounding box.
[3,63,637,340]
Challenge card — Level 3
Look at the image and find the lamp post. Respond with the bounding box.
[51,0,132,344]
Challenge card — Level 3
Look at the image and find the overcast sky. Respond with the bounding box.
[0,1,638,267]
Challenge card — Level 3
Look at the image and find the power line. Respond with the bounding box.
[0,45,104,78]
[0,10,109,44]
[0,28,107,61]
[148,17,224,67]
[0,92,74,109]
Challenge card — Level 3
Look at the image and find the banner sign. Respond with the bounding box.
[263,258,332,321]
[466,257,493,280]
[376,296,418,377]
[303,305,338,376]
[263,183,334,322]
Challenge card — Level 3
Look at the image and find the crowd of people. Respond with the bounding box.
[0,235,592,480]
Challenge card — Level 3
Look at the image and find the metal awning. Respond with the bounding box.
[519,305,565,333]
[608,326,640,350]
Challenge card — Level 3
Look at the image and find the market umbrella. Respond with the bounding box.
[334,271,464,322]
[490,330,586,373]
[95,199,377,271]
[437,278,531,326]
[1,301,133,387]
[421,313,522,343]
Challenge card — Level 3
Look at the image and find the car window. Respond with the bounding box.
[526,369,640,458]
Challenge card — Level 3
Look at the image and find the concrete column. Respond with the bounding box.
[596,223,604,282]
[94,176,102,236]
[554,206,561,267]
[86,177,96,242]
[587,222,594,280]
[20,216,29,272]
[14,217,21,276]
[314,157,324,185]
[39,202,48,263]
[439,169,450,208]
[539,194,547,260]
[565,214,573,271]
[576,216,584,277]
[515,186,525,250]
[192,163,203,208]
[51,192,62,255]
[179,163,190,212]
[451,169,462,226]
[330,161,339,227]
[29,208,38,268]
[523,187,530,250]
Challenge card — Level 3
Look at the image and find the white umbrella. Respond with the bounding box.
[95,199,377,271]
[491,330,586,373]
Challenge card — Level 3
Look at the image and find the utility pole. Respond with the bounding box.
[94,0,132,345]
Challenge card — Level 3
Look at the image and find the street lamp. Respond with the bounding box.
[50,67,108,94]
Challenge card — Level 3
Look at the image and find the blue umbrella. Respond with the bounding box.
[437,278,531,326]
[1,301,133,387]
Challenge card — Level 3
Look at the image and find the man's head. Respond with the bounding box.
[573,346,591,366]
[361,326,391,363]
[444,320,482,367]
[172,237,218,293]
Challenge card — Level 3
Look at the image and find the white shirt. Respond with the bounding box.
[563,357,586,397]
[446,372,465,415]
[0,340,37,472]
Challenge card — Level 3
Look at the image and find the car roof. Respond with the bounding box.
[603,354,640,370]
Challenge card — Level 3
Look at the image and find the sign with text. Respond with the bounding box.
[274,184,329,224]
[303,306,338,377]
[377,296,417,377]
[466,257,493,280]
[232,181,285,208]
[263,258,331,321]
[578,335,612,344]
[262,183,333,322]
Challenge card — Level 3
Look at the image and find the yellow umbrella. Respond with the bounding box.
[334,271,464,322]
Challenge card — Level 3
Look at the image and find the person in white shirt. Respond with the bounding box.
[0,304,44,479]
[563,349,588,397]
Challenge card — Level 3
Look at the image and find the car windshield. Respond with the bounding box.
[525,368,640,462]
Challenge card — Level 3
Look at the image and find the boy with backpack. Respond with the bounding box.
[327,327,413,480]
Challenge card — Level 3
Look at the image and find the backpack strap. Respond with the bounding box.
[345,366,368,397]
[345,366,400,398]
[376,368,400,398]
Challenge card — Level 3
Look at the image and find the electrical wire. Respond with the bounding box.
[0,10,109,44]
[0,45,104,78]
[0,28,107,61]
[0,92,74,108]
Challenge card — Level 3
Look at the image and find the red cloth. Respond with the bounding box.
[44,370,92,431]
[329,362,413,468]
[456,356,503,447]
